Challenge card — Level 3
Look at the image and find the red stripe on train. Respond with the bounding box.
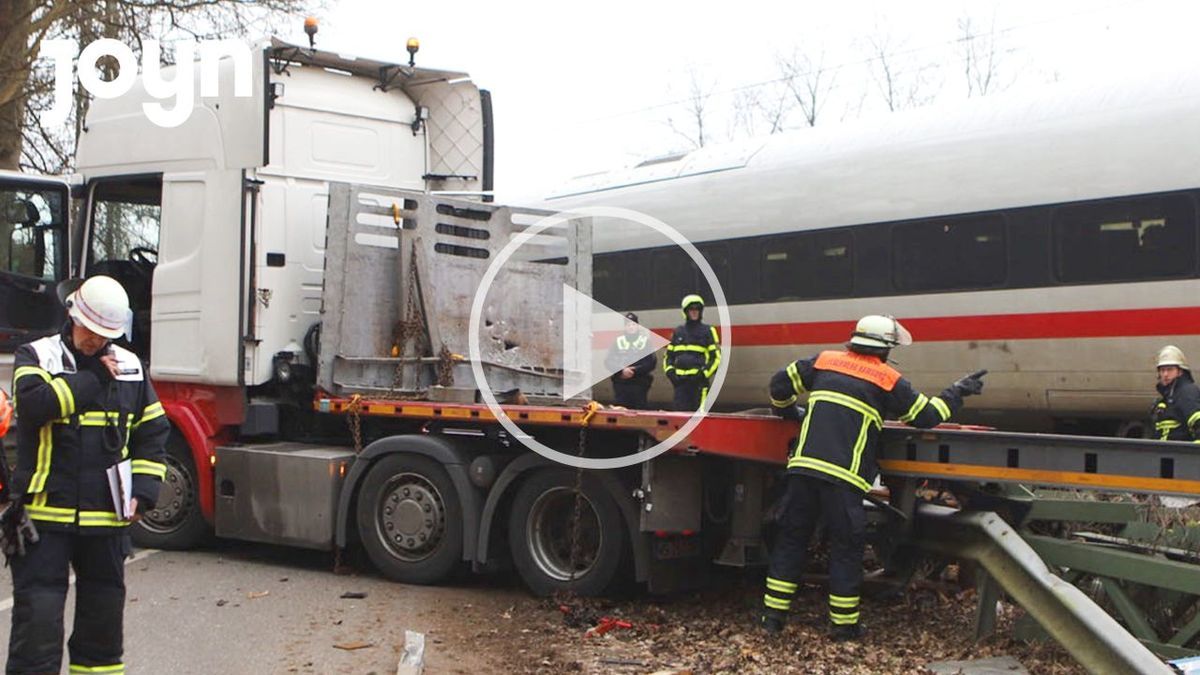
[634,307,1200,346]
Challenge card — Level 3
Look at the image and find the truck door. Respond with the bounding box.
[81,175,162,360]
[0,175,69,380]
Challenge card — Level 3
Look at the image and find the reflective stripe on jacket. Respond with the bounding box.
[664,321,721,380]
[1153,375,1200,442]
[12,331,169,533]
[605,334,657,387]
[769,350,962,492]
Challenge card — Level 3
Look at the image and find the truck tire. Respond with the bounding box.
[507,468,626,597]
[356,454,463,584]
[132,432,209,550]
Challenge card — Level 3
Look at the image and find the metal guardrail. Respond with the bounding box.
[913,504,1170,675]
[882,427,1200,498]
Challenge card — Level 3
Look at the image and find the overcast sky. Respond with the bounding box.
[304,0,1197,201]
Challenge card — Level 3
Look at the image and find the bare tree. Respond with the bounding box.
[729,87,761,139]
[958,13,1011,97]
[865,29,936,112]
[1,0,314,172]
[753,80,793,134]
[665,67,716,150]
[778,46,837,127]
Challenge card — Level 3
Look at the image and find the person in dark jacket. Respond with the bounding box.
[7,275,168,675]
[604,312,657,409]
[1152,345,1200,441]
[760,315,985,640]
[664,295,721,411]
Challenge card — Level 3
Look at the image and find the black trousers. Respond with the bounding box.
[671,379,709,411]
[7,530,129,674]
[612,380,651,410]
[763,474,866,626]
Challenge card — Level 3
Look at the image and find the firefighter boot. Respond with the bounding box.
[831,622,866,642]
[759,608,787,635]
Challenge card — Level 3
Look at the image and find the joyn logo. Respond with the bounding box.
[39,39,253,129]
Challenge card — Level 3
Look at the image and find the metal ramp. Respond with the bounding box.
[317,182,591,402]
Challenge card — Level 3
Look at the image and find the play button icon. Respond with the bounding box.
[468,204,731,470]
[562,284,670,400]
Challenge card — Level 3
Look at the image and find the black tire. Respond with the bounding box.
[131,431,210,550]
[356,454,463,584]
[507,468,626,597]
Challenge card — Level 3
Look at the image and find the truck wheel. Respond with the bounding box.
[132,432,209,549]
[508,468,626,597]
[356,454,463,584]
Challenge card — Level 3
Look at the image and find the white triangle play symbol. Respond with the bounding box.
[562,284,671,400]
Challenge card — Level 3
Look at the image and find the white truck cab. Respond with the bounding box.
[72,38,493,399]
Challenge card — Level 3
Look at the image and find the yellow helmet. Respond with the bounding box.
[1156,345,1190,371]
[680,294,704,319]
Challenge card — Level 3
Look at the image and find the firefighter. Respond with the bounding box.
[664,295,721,411]
[760,315,985,640]
[604,312,657,410]
[6,275,169,675]
[1152,345,1200,441]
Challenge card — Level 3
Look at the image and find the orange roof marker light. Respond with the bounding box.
[304,16,319,49]
[406,38,419,67]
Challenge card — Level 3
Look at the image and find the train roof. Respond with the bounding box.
[546,65,1200,248]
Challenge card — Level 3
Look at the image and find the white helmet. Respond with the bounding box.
[66,276,131,339]
[850,315,912,349]
[1157,345,1190,371]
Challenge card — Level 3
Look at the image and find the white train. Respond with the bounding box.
[542,67,1200,434]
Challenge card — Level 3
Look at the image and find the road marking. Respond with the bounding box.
[0,547,161,612]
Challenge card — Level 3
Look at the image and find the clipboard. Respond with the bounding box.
[106,459,133,519]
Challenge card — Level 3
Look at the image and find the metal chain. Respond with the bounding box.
[436,344,455,387]
[391,243,425,396]
[346,394,364,454]
[567,402,600,587]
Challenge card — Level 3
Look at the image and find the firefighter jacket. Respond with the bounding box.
[604,333,656,387]
[11,328,169,533]
[664,320,720,383]
[1153,374,1200,441]
[769,350,964,493]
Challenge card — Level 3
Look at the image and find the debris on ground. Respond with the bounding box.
[439,572,1085,674]
[397,630,426,675]
[247,590,270,599]
[340,591,368,599]
[332,640,374,651]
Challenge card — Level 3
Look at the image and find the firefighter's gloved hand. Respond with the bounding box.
[772,404,804,422]
[952,369,988,397]
[0,503,38,563]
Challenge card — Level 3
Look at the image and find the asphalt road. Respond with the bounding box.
[0,540,526,674]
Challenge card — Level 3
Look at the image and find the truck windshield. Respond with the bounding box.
[0,179,69,352]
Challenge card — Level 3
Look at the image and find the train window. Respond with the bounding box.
[760,231,853,301]
[1052,194,1196,283]
[652,247,699,309]
[695,242,733,304]
[892,215,1006,292]
[593,253,624,308]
